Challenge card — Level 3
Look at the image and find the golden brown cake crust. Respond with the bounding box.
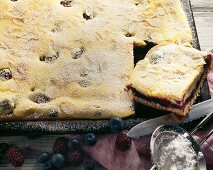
[0,0,192,120]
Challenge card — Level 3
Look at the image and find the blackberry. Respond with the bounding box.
[115,130,132,151]
[68,150,84,166]
[53,137,68,156]
[6,147,24,167]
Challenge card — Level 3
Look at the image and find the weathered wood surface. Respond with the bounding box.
[0,0,212,169]
[192,0,213,51]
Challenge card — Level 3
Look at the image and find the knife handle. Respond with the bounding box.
[199,128,213,146]
[190,112,213,135]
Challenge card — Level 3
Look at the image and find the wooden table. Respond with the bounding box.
[0,0,213,169]
[192,0,213,51]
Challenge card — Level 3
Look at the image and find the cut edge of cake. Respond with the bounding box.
[129,44,213,116]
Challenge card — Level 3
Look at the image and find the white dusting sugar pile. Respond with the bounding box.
[154,133,198,170]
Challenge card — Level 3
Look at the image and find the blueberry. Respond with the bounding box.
[0,69,12,81]
[0,100,15,115]
[30,93,50,104]
[42,161,52,170]
[84,133,97,147]
[68,139,80,151]
[37,152,50,164]
[83,11,94,20]
[51,153,65,168]
[73,48,84,59]
[84,161,95,170]
[40,52,59,63]
[48,109,58,117]
[0,143,10,154]
[109,118,124,133]
[60,0,72,7]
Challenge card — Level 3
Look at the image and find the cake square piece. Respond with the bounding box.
[130,44,212,116]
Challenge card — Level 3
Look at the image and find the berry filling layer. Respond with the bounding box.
[131,55,212,110]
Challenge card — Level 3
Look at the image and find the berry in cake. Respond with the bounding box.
[40,52,59,63]
[30,93,51,104]
[84,133,97,147]
[0,100,15,115]
[115,130,132,151]
[60,0,72,7]
[83,9,94,20]
[73,48,84,59]
[48,109,58,117]
[6,147,24,167]
[0,69,12,81]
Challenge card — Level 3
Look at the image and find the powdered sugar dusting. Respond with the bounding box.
[154,133,198,170]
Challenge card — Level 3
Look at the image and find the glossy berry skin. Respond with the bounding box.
[84,161,95,170]
[115,130,132,152]
[51,153,65,168]
[6,147,24,167]
[53,137,68,156]
[42,161,52,170]
[84,133,97,147]
[68,150,84,166]
[68,139,80,151]
[109,118,124,133]
[37,152,50,164]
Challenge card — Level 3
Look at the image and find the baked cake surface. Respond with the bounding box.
[129,44,212,116]
[0,0,192,120]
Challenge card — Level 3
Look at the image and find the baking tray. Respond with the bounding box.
[0,0,211,135]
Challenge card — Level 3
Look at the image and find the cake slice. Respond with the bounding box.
[129,44,212,116]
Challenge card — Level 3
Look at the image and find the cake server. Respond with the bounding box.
[127,98,213,139]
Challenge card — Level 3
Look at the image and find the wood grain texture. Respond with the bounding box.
[191,0,213,51]
[0,0,212,169]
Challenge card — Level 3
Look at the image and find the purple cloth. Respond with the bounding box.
[82,66,213,170]
[83,130,213,170]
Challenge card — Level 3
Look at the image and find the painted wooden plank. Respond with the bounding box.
[193,12,213,51]
[191,0,213,12]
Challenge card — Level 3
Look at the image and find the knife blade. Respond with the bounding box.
[127,98,213,139]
